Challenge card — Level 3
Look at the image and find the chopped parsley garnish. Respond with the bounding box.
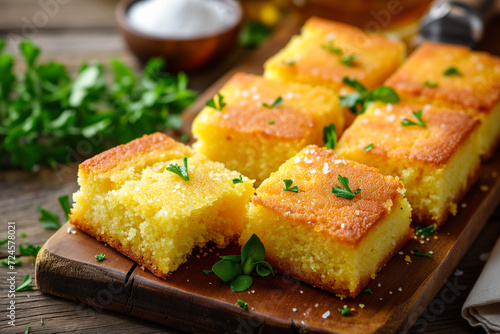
[444,66,462,76]
[95,253,105,261]
[424,81,438,88]
[232,175,244,184]
[416,224,435,236]
[1,258,21,266]
[36,195,71,229]
[338,307,351,316]
[41,319,44,325]
[340,54,358,67]
[268,121,275,125]
[237,299,248,310]
[414,246,433,258]
[401,109,426,128]
[202,269,213,275]
[323,123,337,150]
[332,174,360,200]
[262,96,283,109]
[0,239,8,246]
[363,288,373,294]
[283,59,295,66]
[211,234,274,292]
[166,156,189,181]
[206,93,226,112]
[16,275,34,292]
[321,40,342,54]
[25,325,31,334]
[19,243,41,257]
[340,77,399,115]
[283,179,299,193]
[364,143,374,151]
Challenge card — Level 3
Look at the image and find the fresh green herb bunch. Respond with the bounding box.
[211,234,274,292]
[340,77,399,115]
[0,39,196,171]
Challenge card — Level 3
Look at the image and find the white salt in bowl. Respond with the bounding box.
[116,0,242,72]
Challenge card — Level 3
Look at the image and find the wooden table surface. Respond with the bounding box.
[1,1,500,333]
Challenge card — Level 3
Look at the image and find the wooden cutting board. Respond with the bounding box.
[35,17,500,334]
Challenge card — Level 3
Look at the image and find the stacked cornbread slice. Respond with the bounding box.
[240,146,412,297]
[335,103,481,225]
[264,16,405,124]
[192,72,344,185]
[70,133,254,278]
[385,42,500,159]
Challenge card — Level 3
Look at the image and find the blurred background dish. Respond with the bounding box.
[116,0,242,72]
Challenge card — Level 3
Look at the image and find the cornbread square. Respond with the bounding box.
[335,103,481,225]
[264,17,405,124]
[192,72,344,185]
[241,146,412,298]
[385,41,500,158]
[70,133,254,278]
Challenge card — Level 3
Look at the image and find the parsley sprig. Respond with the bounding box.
[209,234,274,292]
[166,157,189,181]
[444,66,462,76]
[262,96,283,109]
[16,275,34,292]
[414,246,433,258]
[340,54,358,67]
[321,40,342,54]
[237,299,248,310]
[232,175,244,184]
[401,110,426,128]
[0,40,196,171]
[338,307,351,316]
[424,81,438,88]
[206,93,226,112]
[323,123,337,150]
[283,179,299,193]
[20,243,41,257]
[416,224,435,236]
[332,174,360,200]
[340,77,399,115]
[364,143,374,151]
[37,195,71,229]
[95,253,105,261]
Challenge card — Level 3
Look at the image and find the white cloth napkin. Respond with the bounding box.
[462,236,500,334]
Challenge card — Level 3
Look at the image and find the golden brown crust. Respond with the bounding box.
[337,103,481,167]
[385,41,500,112]
[264,228,413,298]
[80,133,191,174]
[253,146,403,245]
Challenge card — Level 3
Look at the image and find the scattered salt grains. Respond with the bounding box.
[300,290,303,294]
[304,157,313,164]
[252,93,260,100]
[398,287,402,292]
[426,238,430,241]
[311,169,317,174]
[294,157,301,164]
[386,104,393,111]
[322,310,330,319]
[374,108,381,115]
[340,223,345,229]
[389,291,393,295]
[315,303,319,307]
[377,283,381,288]
[293,308,297,312]
[398,251,404,255]
[461,203,467,208]
[71,230,76,235]
[420,240,425,244]
[385,115,396,122]
[286,92,294,99]
[67,227,71,234]
[454,269,464,276]
[343,305,347,309]
[322,163,329,174]
[380,298,383,301]
[251,290,255,294]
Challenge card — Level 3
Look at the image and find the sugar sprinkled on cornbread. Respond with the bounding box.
[335,103,481,225]
[192,72,344,185]
[241,145,412,297]
[385,41,500,158]
[70,133,254,278]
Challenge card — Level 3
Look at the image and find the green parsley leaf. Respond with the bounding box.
[180,133,190,143]
[262,96,283,109]
[36,206,61,229]
[1,257,21,266]
[363,288,373,294]
[41,319,44,325]
[166,156,189,181]
[332,174,360,200]
[0,239,8,246]
[202,269,213,275]
[401,110,426,128]
[414,246,433,258]
[268,121,275,125]
[283,179,298,193]
[25,325,31,334]
[16,275,34,292]
[364,143,374,151]
[321,40,342,54]
[58,195,71,223]
[95,253,105,261]
[206,93,226,112]
[21,232,27,238]
[211,234,273,292]
[323,123,337,150]
[424,81,438,88]
[340,54,358,67]
[237,299,248,310]
[232,175,244,184]
[340,77,399,114]
[338,307,351,316]
[444,66,462,76]
[229,275,253,292]
[416,224,435,236]
[19,243,41,257]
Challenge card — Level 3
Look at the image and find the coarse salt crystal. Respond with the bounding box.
[399,251,404,255]
[300,290,303,294]
[322,162,329,174]
[322,310,330,319]
[386,115,396,122]
[71,230,76,235]
[311,169,317,174]
[315,303,319,307]
[340,223,345,229]
[304,157,313,164]
[294,157,301,163]
[378,283,381,287]
[398,287,402,292]
[67,227,71,234]
[293,308,297,312]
